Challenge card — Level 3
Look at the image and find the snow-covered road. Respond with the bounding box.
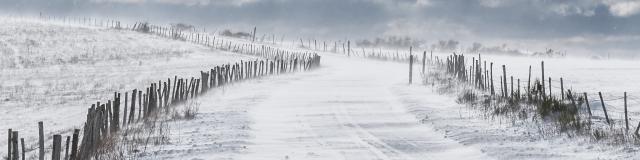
[129,50,637,160]
[141,53,496,160]
[239,54,490,160]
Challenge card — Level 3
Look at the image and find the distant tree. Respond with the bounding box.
[172,23,195,31]
[355,36,423,48]
[219,29,252,39]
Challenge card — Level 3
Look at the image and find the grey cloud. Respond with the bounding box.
[2,0,640,55]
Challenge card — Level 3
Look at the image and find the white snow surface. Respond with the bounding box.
[0,17,253,157]
[134,53,640,160]
[2,17,640,160]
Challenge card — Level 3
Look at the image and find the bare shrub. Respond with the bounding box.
[182,101,200,120]
[456,90,477,104]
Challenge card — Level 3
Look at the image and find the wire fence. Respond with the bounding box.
[3,16,323,160]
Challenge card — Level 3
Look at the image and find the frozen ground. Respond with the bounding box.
[3,17,640,160]
[0,17,254,157]
[133,53,639,160]
[434,53,640,136]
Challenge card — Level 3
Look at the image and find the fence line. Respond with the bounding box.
[5,17,322,160]
[423,52,640,140]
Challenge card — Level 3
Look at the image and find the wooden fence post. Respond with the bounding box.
[422,51,426,74]
[7,129,10,160]
[548,78,552,98]
[500,76,503,97]
[569,90,578,112]
[142,93,147,119]
[129,89,137,124]
[527,65,531,94]
[430,50,433,64]
[113,92,120,132]
[471,58,475,83]
[484,62,488,90]
[64,136,70,160]
[12,131,18,160]
[20,138,24,160]
[517,79,520,99]
[584,93,592,117]
[123,92,128,127]
[635,121,640,136]
[541,61,545,97]
[625,92,629,131]
[409,54,413,84]
[39,121,44,160]
[560,78,564,100]
[510,76,514,98]
[598,92,610,124]
[52,135,61,160]
[502,65,507,97]
[71,129,79,160]
[138,90,142,121]
[490,63,494,95]
[347,41,350,56]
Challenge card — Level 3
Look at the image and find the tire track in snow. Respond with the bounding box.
[236,53,490,160]
[332,104,412,160]
[137,53,491,160]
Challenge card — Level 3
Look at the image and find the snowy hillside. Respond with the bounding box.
[0,17,253,157]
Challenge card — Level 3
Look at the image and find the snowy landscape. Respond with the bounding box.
[3,0,640,160]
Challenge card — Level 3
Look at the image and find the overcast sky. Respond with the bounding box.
[2,0,640,56]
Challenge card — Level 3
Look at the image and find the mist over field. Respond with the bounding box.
[3,0,640,57]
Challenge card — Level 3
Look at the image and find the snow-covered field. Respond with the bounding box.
[478,54,640,110]
[3,16,640,160]
[129,52,640,160]
[433,53,640,136]
[0,17,253,157]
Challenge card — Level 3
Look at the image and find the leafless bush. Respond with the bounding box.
[171,101,200,120]
[183,102,200,119]
[219,29,252,39]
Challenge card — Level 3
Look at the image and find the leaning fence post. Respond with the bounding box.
[584,92,592,117]
[598,92,610,124]
[500,76,504,97]
[636,121,640,136]
[39,121,44,160]
[569,90,579,115]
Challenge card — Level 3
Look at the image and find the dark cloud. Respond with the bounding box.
[2,0,640,55]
